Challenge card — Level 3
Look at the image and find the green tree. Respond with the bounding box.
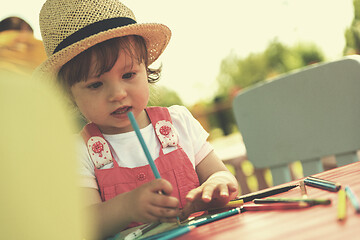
[264,40,323,73]
[210,40,324,136]
[216,51,267,96]
[344,0,360,55]
[216,39,324,99]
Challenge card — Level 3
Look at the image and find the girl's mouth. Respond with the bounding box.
[111,106,132,115]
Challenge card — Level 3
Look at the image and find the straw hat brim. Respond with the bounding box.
[35,22,171,78]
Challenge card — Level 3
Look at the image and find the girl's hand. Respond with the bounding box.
[180,171,238,219]
[125,179,180,223]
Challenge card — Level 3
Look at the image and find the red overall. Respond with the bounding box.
[81,107,200,227]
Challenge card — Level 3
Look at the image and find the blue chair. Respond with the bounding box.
[232,56,360,186]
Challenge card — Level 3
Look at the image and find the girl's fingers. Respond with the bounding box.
[152,195,179,209]
[185,186,203,202]
[187,183,232,203]
[146,190,180,221]
[150,179,174,196]
[147,205,179,220]
[219,184,230,197]
[136,206,161,223]
[227,183,240,199]
[159,217,180,223]
[201,183,232,202]
[201,184,216,202]
[179,202,195,220]
[228,183,239,192]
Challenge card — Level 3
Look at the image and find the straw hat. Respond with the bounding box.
[36,0,171,76]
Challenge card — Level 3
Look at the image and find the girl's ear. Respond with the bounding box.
[74,108,88,130]
[67,93,88,131]
[64,88,79,116]
[68,90,76,104]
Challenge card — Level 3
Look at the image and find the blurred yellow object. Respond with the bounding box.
[0,72,83,239]
[0,30,47,75]
[224,163,236,176]
[337,189,347,221]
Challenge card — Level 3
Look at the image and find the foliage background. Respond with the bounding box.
[152,0,360,140]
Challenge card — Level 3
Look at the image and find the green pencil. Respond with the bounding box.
[253,197,331,205]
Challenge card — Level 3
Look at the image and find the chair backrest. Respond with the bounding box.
[232,55,360,186]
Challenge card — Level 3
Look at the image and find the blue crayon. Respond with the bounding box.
[186,207,241,227]
[345,186,360,213]
[304,177,340,192]
[127,112,180,224]
[157,226,194,240]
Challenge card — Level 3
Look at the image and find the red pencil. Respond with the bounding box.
[241,202,310,212]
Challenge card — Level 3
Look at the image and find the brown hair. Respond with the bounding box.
[58,35,161,95]
[0,16,33,33]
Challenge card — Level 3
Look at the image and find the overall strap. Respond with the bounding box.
[80,123,117,169]
[146,107,179,151]
[146,106,172,124]
[81,122,104,141]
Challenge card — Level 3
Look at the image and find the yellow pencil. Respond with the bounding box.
[337,189,347,221]
[208,199,244,211]
[226,199,244,208]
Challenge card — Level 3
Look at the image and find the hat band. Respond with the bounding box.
[53,17,137,54]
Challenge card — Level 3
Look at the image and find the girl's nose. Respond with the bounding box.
[107,83,127,102]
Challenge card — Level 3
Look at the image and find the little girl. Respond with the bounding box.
[36,0,239,239]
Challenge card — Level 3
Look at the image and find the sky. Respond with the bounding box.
[1,0,355,106]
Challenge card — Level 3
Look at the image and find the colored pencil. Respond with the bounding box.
[127,111,161,179]
[253,197,331,205]
[236,184,298,203]
[299,180,308,199]
[157,226,195,240]
[307,176,341,186]
[127,111,180,224]
[337,189,347,221]
[224,199,244,208]
[124,222,161,240]
[304,176,341,192]
[142,226,194,240]
[186,207,241,227]
[241,202,311,212]
[208,199,244,211]
[345,186,360,213]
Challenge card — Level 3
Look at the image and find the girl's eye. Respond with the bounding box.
[87,82,103,89]
[122,72,135,79]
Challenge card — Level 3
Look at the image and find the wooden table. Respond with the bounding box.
[177,162,360,239]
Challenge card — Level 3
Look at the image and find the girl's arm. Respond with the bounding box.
[80,179,180,239]
[181,150,239,217]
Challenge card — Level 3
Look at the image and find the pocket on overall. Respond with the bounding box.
[160,168,199,208]
[102,182,137,201]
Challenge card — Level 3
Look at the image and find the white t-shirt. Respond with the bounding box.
[77,105,213,189]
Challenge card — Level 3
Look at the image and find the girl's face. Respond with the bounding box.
[70,48,150,134]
